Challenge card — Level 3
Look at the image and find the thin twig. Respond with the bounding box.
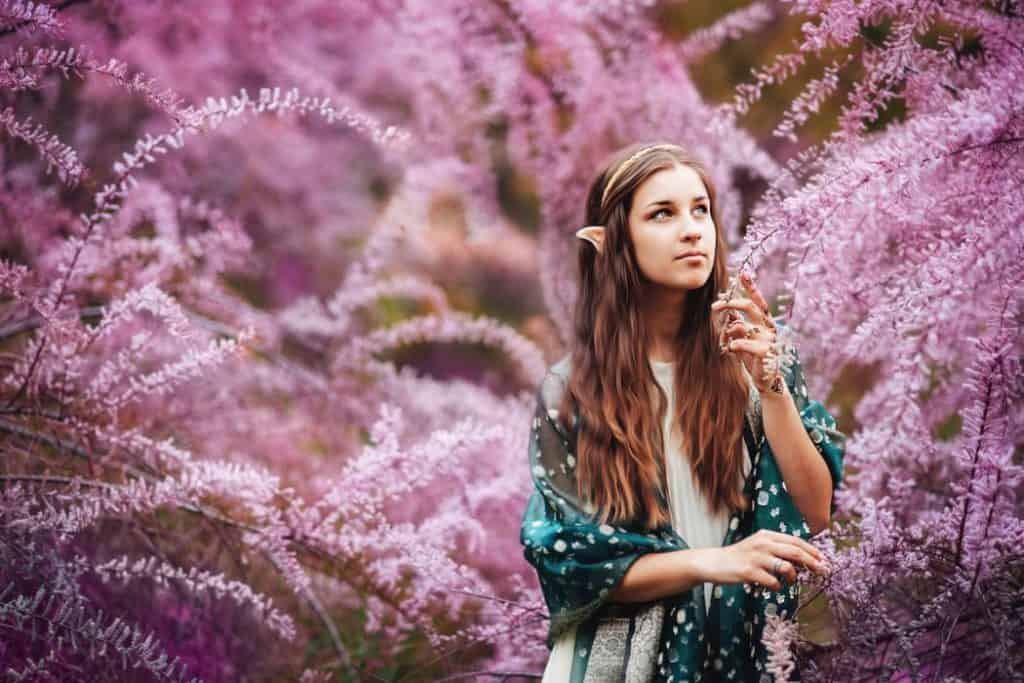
[0,0,90,37]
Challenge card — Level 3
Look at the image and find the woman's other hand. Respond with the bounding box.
[700,529,830,591]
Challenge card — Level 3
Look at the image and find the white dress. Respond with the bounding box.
[541,358,751,682]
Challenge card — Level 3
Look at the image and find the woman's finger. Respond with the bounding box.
[724,338,772,356]
[723,319,754,340]
[763,530,827,563]
[769,542,828,576]
[714,308,743,337]
[740,272,771,316]
[711,297,770,327]
[750,567,782,592]
[761,554,799,584]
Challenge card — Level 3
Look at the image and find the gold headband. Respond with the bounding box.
[600,143,680,208]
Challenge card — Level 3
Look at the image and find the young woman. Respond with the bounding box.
[519,142,846,682]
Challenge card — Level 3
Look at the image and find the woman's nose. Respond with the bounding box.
[679,219,702,240]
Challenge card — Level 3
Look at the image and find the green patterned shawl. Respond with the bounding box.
[520,325,845,682]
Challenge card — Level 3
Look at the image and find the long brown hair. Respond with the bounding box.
[561,141,751,531]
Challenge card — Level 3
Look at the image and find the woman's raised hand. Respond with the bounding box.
[705,529,830,591]
[711,271,785,395]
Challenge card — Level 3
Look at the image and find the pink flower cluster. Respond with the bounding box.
[0,0,1019,680]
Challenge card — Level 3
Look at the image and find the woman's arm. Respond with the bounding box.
[760,381,833,534]
[711,274,843,536]
[609,530,830,603]
[608,547,715,603]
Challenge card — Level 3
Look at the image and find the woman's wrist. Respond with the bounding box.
[683,546,721,584]
[758,375,790,403]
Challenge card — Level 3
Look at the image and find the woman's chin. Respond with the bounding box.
[663,272,712,291]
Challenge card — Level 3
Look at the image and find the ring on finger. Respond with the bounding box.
[771,558,783,577]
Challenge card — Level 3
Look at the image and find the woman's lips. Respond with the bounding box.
[676,254,705,263]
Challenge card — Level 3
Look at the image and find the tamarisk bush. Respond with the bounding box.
[1,0,1020,681]
[718,0,1024,680]
[1,1,780,679]
[0,2,525,679]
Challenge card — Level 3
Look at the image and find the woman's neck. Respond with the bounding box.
[641,284,688,364]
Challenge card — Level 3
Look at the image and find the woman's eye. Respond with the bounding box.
[651,205,707,220]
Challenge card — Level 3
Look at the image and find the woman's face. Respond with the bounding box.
[626,163,716,292]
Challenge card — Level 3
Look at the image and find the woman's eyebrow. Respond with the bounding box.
[643,195,708,209]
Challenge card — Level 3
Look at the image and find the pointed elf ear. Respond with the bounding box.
[575,225,605,254]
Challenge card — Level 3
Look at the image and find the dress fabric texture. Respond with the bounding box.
[521,319,846,682]
[542,359,751,681]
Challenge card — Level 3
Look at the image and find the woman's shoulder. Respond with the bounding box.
[536,353,581,439]
[551,351,573,377]
[539,353,572,409]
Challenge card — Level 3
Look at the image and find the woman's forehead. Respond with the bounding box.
[634,164,707,205]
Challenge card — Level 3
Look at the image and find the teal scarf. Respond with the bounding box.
[520,335,845,682]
